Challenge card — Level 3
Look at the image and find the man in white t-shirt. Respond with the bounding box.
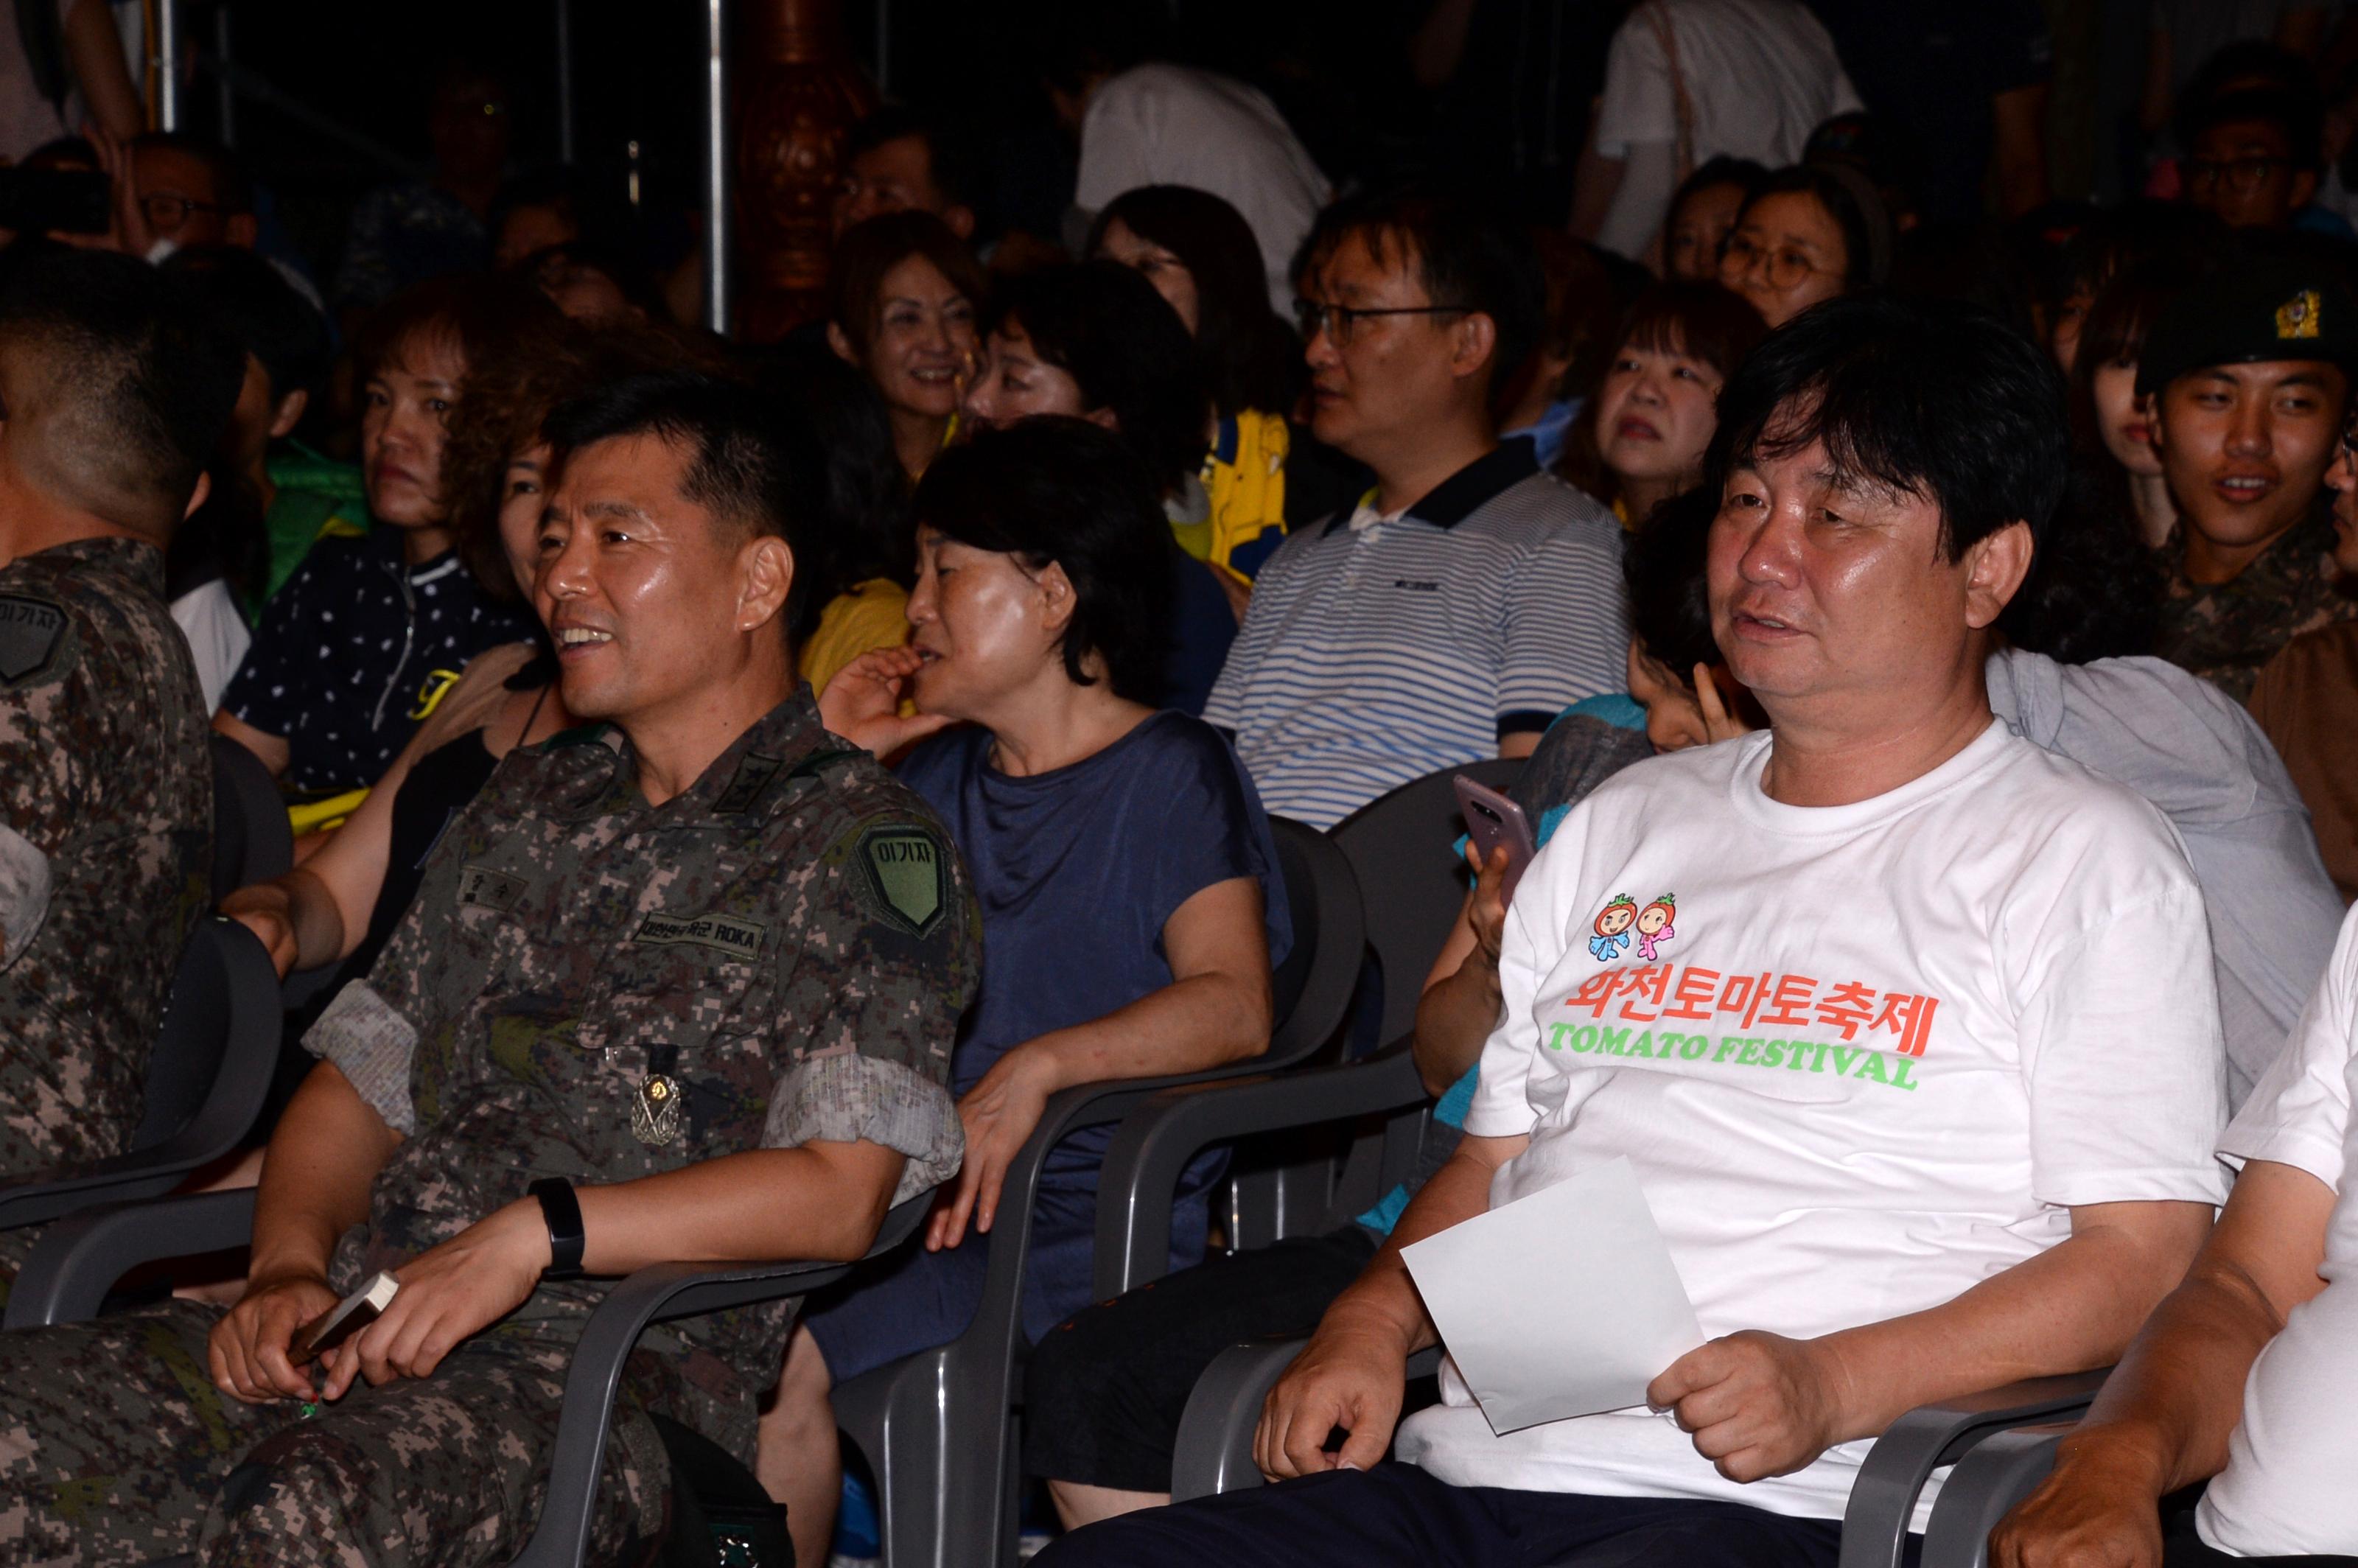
[1575,0,1862,262]
[1993,910,2358,1564]
[1041,296,2228,1568]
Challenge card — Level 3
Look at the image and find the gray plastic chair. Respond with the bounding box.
[1170,1337,2107,1568]
[829,816,1366,1568]
[1104,757,1525,1282]
[209,734,293,903]
[4,1183,934,1567]
[0,917,281,1233]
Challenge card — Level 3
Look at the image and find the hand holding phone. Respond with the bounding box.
[1455,775,1539,907]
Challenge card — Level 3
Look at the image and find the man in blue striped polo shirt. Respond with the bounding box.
[1202,184,1629,829]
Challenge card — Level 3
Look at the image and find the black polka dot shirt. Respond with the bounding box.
[223,530,535,796]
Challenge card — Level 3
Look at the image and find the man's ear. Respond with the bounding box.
[826,321,858,368]
[736,534,795,632]
[1449,311,1499,384]
[1962,518,2034,631]
[1035,559,1077,639]
[225,213,259,248]
[182,469,211,521]
[1082,405,1121,435]
[268,388,309,441]
[2139,390,2166,455]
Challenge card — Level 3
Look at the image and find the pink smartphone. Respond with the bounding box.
[1455,776,1539,905]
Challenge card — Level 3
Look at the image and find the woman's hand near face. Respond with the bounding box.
[817,648,956,757]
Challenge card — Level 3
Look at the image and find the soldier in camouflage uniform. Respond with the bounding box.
[0,251,239,1217]
[0,374,979,1566]
[2143,257,2358,702]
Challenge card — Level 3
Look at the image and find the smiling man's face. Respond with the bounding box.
[2155,358,2347,577]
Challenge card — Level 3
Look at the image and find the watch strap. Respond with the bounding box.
[528,1177,587,1281]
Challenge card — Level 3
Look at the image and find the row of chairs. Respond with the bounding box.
[0,751,2101,1568]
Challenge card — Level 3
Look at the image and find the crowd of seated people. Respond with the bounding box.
[15,15,2358,1568]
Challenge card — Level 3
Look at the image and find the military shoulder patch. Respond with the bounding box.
[858,825,948,937]
[0,595,67,685]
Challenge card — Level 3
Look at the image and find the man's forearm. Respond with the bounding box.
[249,1063,401,1284]
[1813,1203,2213,1445]
[573,1140,906,1270]
[1323,1140,1514,1356]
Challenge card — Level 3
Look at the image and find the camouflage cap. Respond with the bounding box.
[2138,257,2358,395]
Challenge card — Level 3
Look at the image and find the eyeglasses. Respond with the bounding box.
[2182,155,2292,195]
[139,192,221,231]
[1292,300,1469,346]
[1718,233,1830,292]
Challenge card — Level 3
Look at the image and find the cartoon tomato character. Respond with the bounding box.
[1589,895,1638,962]
[1634,894,1676,962]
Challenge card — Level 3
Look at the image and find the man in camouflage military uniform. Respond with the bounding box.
[0,374,979,1565]
[2145,256,2358,701]
[0,250,239,1206]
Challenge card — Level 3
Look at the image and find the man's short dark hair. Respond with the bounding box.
[847,105,985,217]
[1295,183,1544,403]
[912,418,1173,705]
[542,371,827,631]
[2181,85,2326,174]
[129,130,253,214]
[1703,294,2071,562]
[160,245,330,400]
[986,262,1210,493]
[0,245,243,533]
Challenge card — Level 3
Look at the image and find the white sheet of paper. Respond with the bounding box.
[1402,1155,1704,1435]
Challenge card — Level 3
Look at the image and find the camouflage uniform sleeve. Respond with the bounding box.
[762,806,980,1205]
[0,593,83,967]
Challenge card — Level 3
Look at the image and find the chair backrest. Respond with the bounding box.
[1260,817,1365,1073]
[133,917,276,1150]
[209,733,293,903]
[1330,757,1525,1049]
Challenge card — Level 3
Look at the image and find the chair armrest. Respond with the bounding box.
[1093,1046,1429,1298]
[5,1189,259,1330]
[1837,1371,2110,1568]
[508,1194,930,1568]
[1170,1335,1445,1503]
[1920,1423,2076,1568]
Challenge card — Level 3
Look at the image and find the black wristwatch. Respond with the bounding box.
[528,1177,586,1281]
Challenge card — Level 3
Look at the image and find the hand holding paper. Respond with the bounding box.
[1402,1155,1704,1435]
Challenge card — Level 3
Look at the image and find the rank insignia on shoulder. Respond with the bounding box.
[0,595,67,684]
[858,825,948,937]
[456,863,528,912]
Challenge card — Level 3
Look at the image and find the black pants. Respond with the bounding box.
[2165,1509,2358,1567]
[1032,1463,1888,1568]
[1022,1225,1382,1492]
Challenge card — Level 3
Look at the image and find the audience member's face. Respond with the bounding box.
[960,323,1091,428]
[534,432,766,723]
[497,442,550,593]
[2049,285,2093,375]
[1665,181,1746,283]
[903,524,1070,719]
[1301,230,1476,459]
[1594,330,1724,494]
[2325,424,2358,575]
[360,331,465,528]
[2154,359,2346,557]
[2091,354,2165,479]
[1718,193,1850,329]
[221,353,300,477]
[850,254,976,423]
[132,144,239,248]
[2183,119,2314,231]
[496,202,578,269]
[1095,218,1201,334]
[834,134,948,238]
[533,251,636,322]
[1707,433,1993,715]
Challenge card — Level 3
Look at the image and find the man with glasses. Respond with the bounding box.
[1201,184,1628,830]
[2143,256,2358,702]
[128,133,256,255]
[2178,85,2331,235]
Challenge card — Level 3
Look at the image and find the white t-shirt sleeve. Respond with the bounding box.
[2018,886,2229,1208]
[170,579,252,713]
[1592,10,1676,160]
[2197,906,2358,1557]
[1465,811,1592,1139]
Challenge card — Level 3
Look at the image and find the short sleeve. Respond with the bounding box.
[760,808,980,1203]
[223,546,329,732]
[0,596,86,863]
[2020,887,2231,1208]
[1141,726,1281,953]
[1592,10,1676,159]
[1463,802,1594,1139]
[1497,518,1631,729]
[1073,74,1161,214]
[2219,907,2358,1190]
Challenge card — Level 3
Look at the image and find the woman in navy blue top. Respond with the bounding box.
[772,419,1290,1560]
